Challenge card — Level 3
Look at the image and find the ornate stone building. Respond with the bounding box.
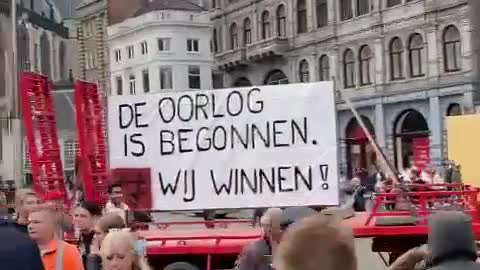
[210,0,473,176]
[0,0,76,187]
[76,0,109,94]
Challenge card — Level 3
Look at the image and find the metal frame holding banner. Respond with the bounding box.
[74,80,109,204]
[20,72,68,202]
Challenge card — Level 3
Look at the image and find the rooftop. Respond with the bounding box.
[133,0,205,18]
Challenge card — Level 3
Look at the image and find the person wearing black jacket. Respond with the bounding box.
[0,218,44,270]
[73,201,103,267]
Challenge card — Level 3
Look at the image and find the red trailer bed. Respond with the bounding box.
[131,184,480,269]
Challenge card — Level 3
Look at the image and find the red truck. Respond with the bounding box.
[128,184,480,269]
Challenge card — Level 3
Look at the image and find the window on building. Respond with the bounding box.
[408,33,425,77]
[187,39,199,52]
[212,71,224,89]
[160,66,173,89]
[316,0,328,28]
[83,22,91,37]
[24,139,31,171]
[188,66,201,89]
[344,49,355,88]
[158,38,171,51]
[359,45,373,85]
[390,37,404,80]
[114,49,121,62]
[230,23,239,49]
[297,0,308,34]
[262,11,271,39]
[443,25,462,72]
[127,45,135,59]
[319,55,330,81]
[34,43,39,72]
[116,76,123,95]
[299,60,310,83]
[142,69,150,93]
[86,51,96,69]
[212,29,219,53]
[141,41,148,55]
[212,0,216,8]
[244,18,252,45]
[40,32,51,77]
[387,0,401,7]
[129,75,136,95]
[357,0,369,16]
[340,0,353,21]
[277,5,286,37]
[64,140,76,168]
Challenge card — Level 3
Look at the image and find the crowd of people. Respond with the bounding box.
[0,184,151,270]
[237,206,480,270]
[0,160,476,270]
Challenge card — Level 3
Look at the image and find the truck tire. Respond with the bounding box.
[164,262,200,270]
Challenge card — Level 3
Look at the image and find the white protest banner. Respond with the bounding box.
[107,82,339,210]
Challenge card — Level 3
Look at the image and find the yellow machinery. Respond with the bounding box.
[447,114,480,186]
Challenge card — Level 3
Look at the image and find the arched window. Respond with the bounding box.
[59,41,66,80]
[230,23,238,49]
[40,32,51,77]
[234,77,252,87]
[447,103,462,116]
[129,75,136,95]
[443,25,461,72]
[297,0,307,34]
[299,60,309,82]
[265,70,289,85]
[262,11,271,39]
[408,33,425,77]
[277,5,286,37]
[390,37,404,80]
[319,55,329,81]
[343,49,355,88]
[359,45,373,85]
[243,18,252,45]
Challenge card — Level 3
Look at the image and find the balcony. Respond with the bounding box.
[246,37,289,62]
[215,47,247,71]
[0,3,69,38]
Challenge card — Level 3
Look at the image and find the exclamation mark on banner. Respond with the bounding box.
[319,164,329,190]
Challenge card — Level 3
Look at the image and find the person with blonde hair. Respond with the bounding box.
[14,188,41,233]
[101,229,151,270]
[274,213,356,270]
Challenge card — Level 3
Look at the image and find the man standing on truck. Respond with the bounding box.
[104,184,130,222]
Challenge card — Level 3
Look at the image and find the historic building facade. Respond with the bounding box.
[0,0,76,187]
[76,0,109,94]
[107,0,214,95]
[211,0,472,177]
